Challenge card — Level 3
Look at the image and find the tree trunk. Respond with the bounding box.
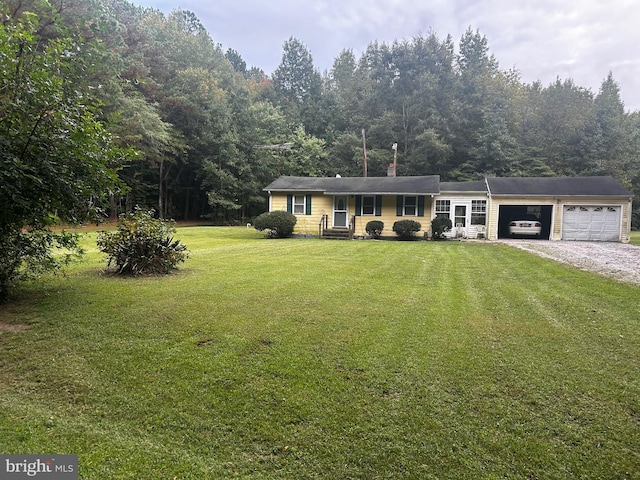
[158,158,164,218]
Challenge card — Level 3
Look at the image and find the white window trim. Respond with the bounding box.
[362,195,376,216]
[403,196,418,216]
[435,199,451,219]
[293,194,306,215]
[471,200,487,225]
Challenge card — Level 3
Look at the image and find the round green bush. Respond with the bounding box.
[365,220,384,239]
[431,216,453,240]
[253,210,297,238]
[97,209,188,275]
[392,219,422,240]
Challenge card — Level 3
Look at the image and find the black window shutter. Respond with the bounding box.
[355,195,362,216]
[287,194,293,213]
[418,196,425,217]
[305,194,312,215]
[396,196,404,216]
[375,195,382,216]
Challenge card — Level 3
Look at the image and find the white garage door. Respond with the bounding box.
[562,205,621,241]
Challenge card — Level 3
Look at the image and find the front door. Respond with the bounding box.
[454,205,467,236]
[333,195,348,227]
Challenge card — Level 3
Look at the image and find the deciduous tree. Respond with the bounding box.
[0,8,129,301]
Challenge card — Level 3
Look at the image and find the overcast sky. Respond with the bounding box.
[134,0,640,112]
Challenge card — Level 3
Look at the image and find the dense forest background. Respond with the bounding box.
[4,0,640,226]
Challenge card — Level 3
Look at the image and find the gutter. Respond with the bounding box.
[327,191,440,196]
[484,177,492,196]
[488,194,632,198]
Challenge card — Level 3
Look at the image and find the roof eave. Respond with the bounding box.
[441,190,488,194]
[263,188,327,193]
[327,191,439,196]
[490,193,631,197]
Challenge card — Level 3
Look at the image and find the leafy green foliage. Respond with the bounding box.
[97,209,188,275]
[392,219,422,240]
[0,12,126,226]
[253,211,297,238]
[0,7,129,302]
[0,228,84,303]
[365,220,384,239]
[431,216,453,240]
[272,37,323,133]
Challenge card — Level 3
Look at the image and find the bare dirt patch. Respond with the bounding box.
[0,292,41,331]
[497,240,640,286]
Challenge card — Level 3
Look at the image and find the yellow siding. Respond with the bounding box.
[270,192,333,236]
[349,196,433,238]
[350,195,433,237]
[486,196,500,240]
[269,193,434,237]
[622,200,632,242]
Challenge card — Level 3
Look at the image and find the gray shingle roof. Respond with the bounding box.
[264,175,632,198]
[264,175,440,195]
[440,181,487,193]
[486,176,632,197]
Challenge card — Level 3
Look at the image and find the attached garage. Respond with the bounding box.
[486,176,633,243]
[562,205,622,241]
[497,205,553,239]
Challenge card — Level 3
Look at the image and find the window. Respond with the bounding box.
[293,195,306,214]
[288,194,311,215]
[435,200,450,219]
[362,196,375,215]
[471,200,486,225]
[397,195,424,217]
[356,195,381,216]
[404,196,417,216]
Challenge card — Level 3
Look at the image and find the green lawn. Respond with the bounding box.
[1,227,639,479]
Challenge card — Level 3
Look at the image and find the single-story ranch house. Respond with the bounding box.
[263,175,633,242]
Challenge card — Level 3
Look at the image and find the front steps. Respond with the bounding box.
[321,228,352,240]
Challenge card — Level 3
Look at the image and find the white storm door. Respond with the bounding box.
[333,196,348,227]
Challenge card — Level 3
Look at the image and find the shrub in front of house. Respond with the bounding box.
[392,219,422,240]
[431,216,453,240]
[97,208,189,275]
[253,210,297,238]
[365,220,384,239]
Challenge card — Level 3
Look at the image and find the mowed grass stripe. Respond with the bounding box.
[0,227,638,479]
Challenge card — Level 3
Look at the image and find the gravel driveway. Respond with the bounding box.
[497,240,640,286]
